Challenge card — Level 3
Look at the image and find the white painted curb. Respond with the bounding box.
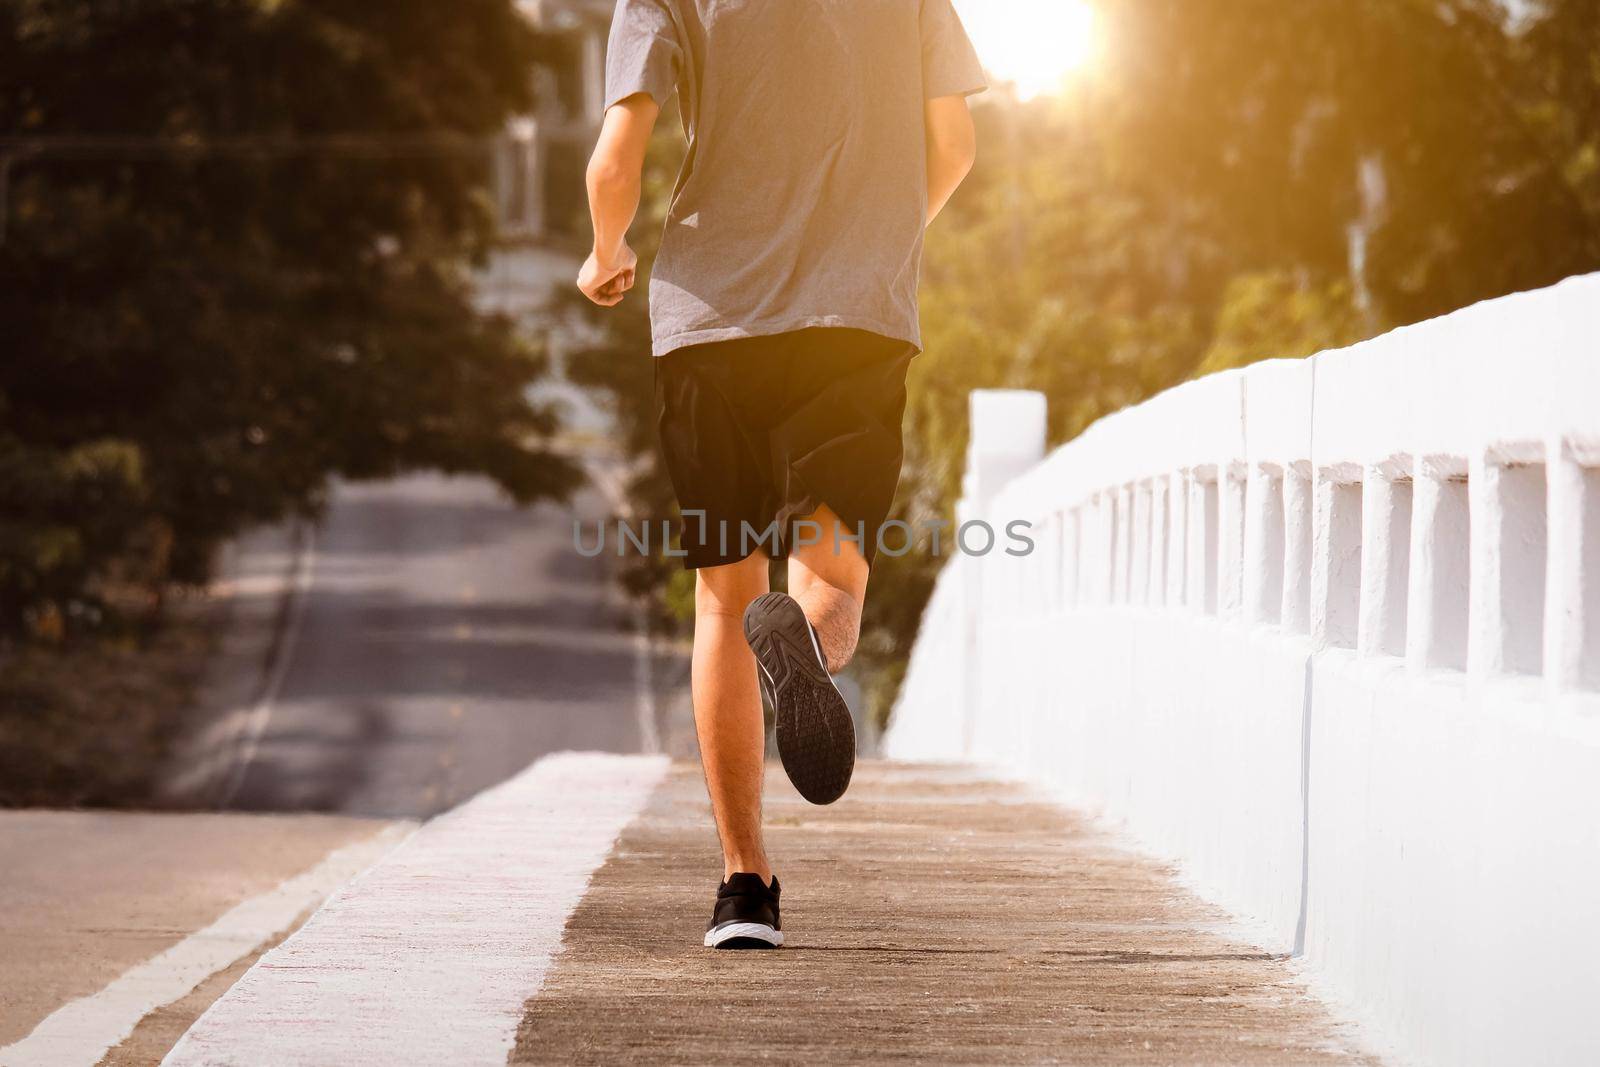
[161,752,670,1066]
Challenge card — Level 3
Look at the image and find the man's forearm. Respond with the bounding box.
[924,96,978,227]
[586,161,642,268]
[926,153,972,225]
[585,96,660,268]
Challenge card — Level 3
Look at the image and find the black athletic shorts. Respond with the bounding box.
[654,327,916,570]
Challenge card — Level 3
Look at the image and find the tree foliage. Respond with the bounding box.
[1102,0,1599,327]
[0,0,580,640]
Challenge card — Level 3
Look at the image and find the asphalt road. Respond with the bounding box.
[0,811,401,1062]
[222,473,657,819]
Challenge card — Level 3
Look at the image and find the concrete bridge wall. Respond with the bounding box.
[886,272,1600,1067]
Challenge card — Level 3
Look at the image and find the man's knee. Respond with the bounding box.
[695,555,769,619]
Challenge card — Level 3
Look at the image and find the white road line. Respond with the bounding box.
[216,520,318,807]
[0,823,413,1067]
[161,752,670,1067]
[633,612,663,755]
[587,457,662,755]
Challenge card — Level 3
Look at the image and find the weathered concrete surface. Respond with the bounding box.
[515,762,1378,1066]
[161,754,668,1067]
[0,810,387,1050]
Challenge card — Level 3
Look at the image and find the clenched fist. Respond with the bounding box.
[577,243,638,307]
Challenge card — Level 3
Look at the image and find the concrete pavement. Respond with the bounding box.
[515,762,1379,1065]
[89,755,1380,1065]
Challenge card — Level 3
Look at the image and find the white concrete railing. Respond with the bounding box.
[886,272,1600,1067]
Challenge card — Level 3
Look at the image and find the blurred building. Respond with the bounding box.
[480,0,616,428]
[495,0,612,245]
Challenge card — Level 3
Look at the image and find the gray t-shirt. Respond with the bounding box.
[604,0,987,357]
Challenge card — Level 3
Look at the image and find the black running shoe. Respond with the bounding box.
[704,873,783,949]
[743,591,855,805]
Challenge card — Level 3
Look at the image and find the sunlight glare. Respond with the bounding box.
[955,0,1100,100]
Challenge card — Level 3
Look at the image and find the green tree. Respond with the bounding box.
[1101,0,1599,328]
[1195,272,1364,375]
[0,0,580,639]
[1522,0,1600,227]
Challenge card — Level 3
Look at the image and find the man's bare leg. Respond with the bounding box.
[788,503,870,673]
[693,552,773,881]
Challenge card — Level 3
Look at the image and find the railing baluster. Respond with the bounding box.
[1312,469,1363,650]
[1358,463,1413,658]
[1282,463,1313,634]
[1546,442,1600,692]
[1246,463,1286,627]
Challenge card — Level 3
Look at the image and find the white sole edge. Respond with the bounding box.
[804,617,829,675]
[704,922,784,948]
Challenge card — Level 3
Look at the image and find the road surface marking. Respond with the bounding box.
[586,456,663,756]
[162,752,670,1067]
[0,823,412,1067]
[216,521,318,807]
[633,614,662,755]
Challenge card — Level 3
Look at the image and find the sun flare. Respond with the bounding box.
[955,0,1100,100]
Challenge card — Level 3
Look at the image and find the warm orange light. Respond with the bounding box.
[955,0,1100,100]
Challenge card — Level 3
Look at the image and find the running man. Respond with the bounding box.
[579,0,985,949]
